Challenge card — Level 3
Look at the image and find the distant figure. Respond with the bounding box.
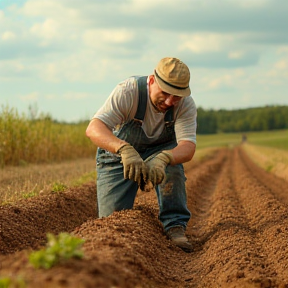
[86,57,197,252]
[242,134,247,143]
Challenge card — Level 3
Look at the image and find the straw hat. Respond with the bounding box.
[154,57,191,97]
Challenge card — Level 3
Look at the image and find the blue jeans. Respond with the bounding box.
[96,145,191,232]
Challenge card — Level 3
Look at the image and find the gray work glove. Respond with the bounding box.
[118,144,147,185]
[144,151,174,187]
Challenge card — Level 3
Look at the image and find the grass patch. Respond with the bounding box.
[72,171,96,186]
[0,158,95,204]
[196,129,288,151]
[245,129,288,150]
[197,132,244,149]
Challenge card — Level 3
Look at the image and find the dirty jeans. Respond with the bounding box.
[96,142,191,232]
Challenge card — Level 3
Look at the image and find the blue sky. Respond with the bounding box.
[1,0,288,122]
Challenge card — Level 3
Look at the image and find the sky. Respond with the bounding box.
[0,0,288,122]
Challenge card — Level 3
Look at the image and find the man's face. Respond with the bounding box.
[149,75,182,113]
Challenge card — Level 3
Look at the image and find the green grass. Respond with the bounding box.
[244,129,288,150]
[197,129,288,151]
[197,132,243,149]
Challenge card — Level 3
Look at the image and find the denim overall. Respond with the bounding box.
[96,76,191,232]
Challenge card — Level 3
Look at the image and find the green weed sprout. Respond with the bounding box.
[29,232,85,269]
[0,277,26,288]
[51,182,67,193]
[0,277,10,288]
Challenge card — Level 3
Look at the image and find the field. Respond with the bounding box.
[1,130,288,287]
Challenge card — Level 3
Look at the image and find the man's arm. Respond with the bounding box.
[167,140,196,165]
[86,118,127,154]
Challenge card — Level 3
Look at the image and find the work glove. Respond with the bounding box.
[118,143,147,185]
[144,151,174,187]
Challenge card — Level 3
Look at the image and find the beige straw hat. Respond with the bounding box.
[154,57,191,97]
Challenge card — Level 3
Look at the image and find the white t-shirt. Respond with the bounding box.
[93,76,197,144]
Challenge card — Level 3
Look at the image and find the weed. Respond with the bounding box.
[29,232,85,269]
[0,277,26,288]
[51,182,67,193]
[22,191,38,199]
[0,277,10,288]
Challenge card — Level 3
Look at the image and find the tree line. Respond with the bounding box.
[197,105,288,134]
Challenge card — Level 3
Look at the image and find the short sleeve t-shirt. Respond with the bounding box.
[93,76,197,144]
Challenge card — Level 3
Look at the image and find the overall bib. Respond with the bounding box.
[96,76,191,231]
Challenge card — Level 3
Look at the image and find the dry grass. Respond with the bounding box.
[242,143,288,181]
[0,105,96,167]
[0,158,96,203]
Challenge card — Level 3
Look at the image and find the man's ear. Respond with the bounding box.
[148,74,155,85]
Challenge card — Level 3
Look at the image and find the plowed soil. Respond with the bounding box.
[1,146,288,288]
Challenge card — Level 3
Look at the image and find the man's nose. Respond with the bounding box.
[165,95,177,106]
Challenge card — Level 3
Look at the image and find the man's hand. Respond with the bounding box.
[145,151,174,186]
[118,144,146,185]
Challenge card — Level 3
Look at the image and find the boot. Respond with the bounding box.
[166,226,193,253]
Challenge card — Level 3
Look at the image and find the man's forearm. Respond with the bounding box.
[86,118,127,153]
[168,141,196,165]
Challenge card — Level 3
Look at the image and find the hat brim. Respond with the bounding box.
[154,72,191,97]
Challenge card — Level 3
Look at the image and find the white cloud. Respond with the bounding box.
[0,60,26,79]
[22,0,65,17]
[42,63,59,82]
[83,29,135,48]
[274,60,288,70]
[228,51,244,59]
[179,33,233,53]
[2,31,16,41]
[124,0,173,12]
[30,18,60,41]
[236,0,269,8]
[20,92,38,101]
[0,10,4,20]
[208,74,233,89]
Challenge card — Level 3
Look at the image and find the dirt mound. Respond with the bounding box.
[0,183,97,254]
[1,147,288,287]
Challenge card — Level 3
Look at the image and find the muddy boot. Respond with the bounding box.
[166,226,193,253]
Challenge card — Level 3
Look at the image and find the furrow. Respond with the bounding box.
[233,147,288,284]
[185,149,275,287]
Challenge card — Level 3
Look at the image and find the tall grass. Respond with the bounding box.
[0,105,96,167]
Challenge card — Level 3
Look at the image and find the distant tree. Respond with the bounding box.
[197,108,217,134]
[196,105,288,134]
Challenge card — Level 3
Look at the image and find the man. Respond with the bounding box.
[86,57,197,252]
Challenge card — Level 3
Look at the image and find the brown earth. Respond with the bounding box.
[1,146,288,288]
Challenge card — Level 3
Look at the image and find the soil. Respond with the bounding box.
[1,146,288,288]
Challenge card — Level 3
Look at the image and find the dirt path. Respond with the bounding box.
[1,146,288,288]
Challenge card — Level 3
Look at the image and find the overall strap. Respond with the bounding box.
[164,107,174,123]
[134,76,148,122]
